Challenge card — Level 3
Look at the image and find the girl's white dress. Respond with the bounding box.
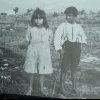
[24,26,53,74]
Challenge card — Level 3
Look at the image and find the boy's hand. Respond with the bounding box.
[57,49,64,56]
[82,43,88,48]
[56,49,64,70]
[57,49,62,54]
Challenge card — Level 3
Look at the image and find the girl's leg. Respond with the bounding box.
[40,74,44,92]
[26,74,35,95]
[39,74,48,95]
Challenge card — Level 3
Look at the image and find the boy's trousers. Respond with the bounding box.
[60,40,81,72]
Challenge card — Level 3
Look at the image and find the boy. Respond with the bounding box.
[54,6,87,96]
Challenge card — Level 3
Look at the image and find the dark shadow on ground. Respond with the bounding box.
[0,47,29,95]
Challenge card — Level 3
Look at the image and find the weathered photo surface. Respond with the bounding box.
[0,0,100,99]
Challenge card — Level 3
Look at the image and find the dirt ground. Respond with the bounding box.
[0,16,100,99]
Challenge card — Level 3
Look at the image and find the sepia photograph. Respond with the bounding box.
[0,0,100,99]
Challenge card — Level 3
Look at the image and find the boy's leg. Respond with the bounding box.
[70,66,76,93]
[58,41,72,95]
[59,52,71,95]
[60,70,68,92]
[70,42,81,93]
[26,74,35,95]
[60,69,65,92]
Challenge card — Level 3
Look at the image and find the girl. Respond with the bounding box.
[23,8,53,95]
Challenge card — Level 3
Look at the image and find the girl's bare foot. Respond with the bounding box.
[26,88,32,95]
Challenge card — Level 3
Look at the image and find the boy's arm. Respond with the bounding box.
[48,29,54,44]
[54,24,64,51]
[80,26,87,44]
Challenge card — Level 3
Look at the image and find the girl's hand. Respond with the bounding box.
[19,41,28,50]
[0,49,3,56]
[49,30,54,44]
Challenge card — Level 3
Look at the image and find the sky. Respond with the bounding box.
[0,0,100,14]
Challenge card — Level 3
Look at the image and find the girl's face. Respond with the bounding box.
[35,17,44,27]
[66,13,76,24]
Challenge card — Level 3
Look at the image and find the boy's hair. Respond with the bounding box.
[64,6,78,17]
[30,8,49,28]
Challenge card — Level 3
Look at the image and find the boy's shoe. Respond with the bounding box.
[58,93,68,99]
[40,87,48,97]
[66,89,80,99]
[59,88,71,97]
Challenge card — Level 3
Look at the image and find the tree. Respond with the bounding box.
[89,11,95,15]
[97,11,100,15]
[26,8,33,15]
[52,12,58,17]
[97,11,100,17]
[79,10,86,15]
[13,7,19,14]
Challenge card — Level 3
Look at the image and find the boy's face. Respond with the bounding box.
[66,13,76,24]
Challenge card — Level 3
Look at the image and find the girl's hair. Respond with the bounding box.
[64,6,78,17]
[30,8,49,28]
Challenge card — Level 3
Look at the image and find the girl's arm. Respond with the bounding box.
[48,29,54,45]
[26,26,32,45]
[19,27,31,50]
